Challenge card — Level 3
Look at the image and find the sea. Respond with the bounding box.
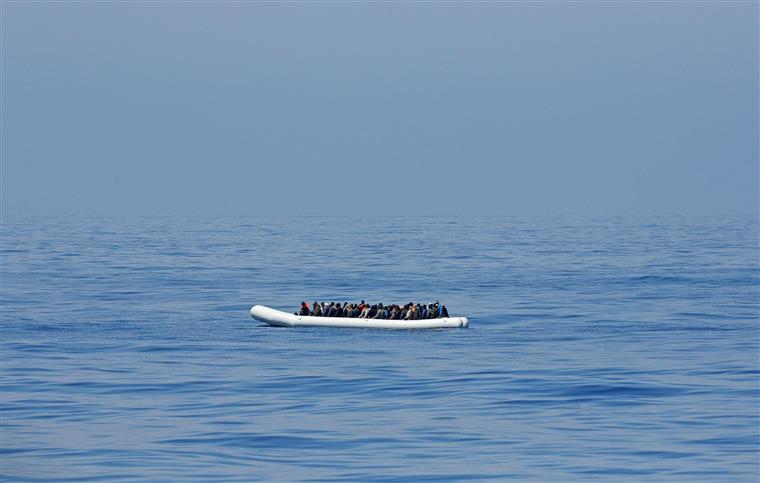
[1,215,758,482]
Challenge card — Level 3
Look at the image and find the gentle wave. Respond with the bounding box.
[1,216,758,481]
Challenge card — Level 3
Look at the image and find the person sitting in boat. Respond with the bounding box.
[299,302,310,316]
[373,303,384,319]
[403,304,413,320]
[359,304,370,318]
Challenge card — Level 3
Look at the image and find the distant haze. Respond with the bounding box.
[2,2,757,216]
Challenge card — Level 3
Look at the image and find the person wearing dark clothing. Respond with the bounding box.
[373,303,384,319]
[299,302,310,316]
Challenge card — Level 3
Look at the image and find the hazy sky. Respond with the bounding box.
[2,2,757,216]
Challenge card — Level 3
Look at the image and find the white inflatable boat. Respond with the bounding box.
[250,305,469,329]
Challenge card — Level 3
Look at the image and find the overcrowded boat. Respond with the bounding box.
[250,301,468,329]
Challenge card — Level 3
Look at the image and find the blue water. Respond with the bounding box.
[1,215,758,481]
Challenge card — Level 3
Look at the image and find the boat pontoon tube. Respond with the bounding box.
[250,305,469,329]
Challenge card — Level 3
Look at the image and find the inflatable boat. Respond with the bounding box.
[250,305,469,329]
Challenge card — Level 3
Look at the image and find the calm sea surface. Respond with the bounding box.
[1,216,758,481]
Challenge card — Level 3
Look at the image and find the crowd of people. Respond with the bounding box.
[297,300,450,320]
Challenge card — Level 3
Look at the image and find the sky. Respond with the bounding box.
[2,2,757,217]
